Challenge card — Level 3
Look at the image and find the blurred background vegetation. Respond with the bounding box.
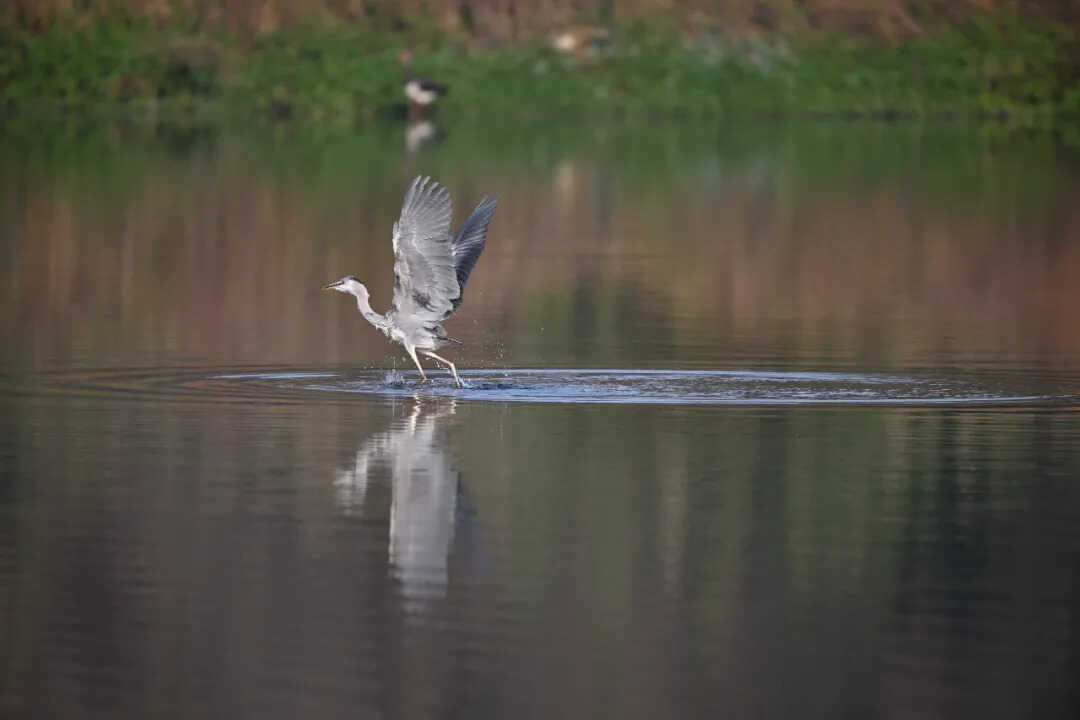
[1,0,1079,124]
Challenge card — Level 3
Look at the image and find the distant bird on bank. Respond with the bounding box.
[550,25,611,57]
[324,176,497,387]
[399,50,448,120]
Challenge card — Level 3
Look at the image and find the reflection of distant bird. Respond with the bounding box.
[399,50,447,121]
[404,119,440,154]
[323,176,497,387]
[333,402,459,608]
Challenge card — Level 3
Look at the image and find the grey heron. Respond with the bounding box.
[324,176,497,387]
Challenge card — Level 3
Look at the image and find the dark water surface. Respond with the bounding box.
[2,120,1080,718]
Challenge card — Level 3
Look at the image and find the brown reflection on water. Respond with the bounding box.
[5,120,1080,720]
[2,394,1078,718]
[2,123,1079,372]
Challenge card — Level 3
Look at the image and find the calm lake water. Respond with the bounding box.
[2,119,1079,718]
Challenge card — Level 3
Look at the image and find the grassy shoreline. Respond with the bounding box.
[2,20,1078,126]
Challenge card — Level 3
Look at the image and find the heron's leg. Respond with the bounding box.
[421,354,455,384]
[406,346,428,383]
[422,351,461,387]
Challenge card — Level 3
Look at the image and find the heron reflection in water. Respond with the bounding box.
[334,400,462,608]
[324,176,497,387]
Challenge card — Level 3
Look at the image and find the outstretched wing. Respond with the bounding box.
[450,196,497,310]
[391,176,458,324]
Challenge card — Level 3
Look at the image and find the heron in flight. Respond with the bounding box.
[324,176,497,387]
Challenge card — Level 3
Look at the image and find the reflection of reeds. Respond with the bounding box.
[2,122,1079,370]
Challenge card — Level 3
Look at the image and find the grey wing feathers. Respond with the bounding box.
[391,176,457,323]
[390,176,497,326]
[451,196,497,309]
[393,175,453,254]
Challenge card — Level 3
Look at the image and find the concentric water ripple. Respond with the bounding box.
[4,366,1076,407]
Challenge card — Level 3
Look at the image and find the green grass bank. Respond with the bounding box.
[2,17,1079,126]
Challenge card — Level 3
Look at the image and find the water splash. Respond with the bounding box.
[383,369,408,387]
[267,368,1070,406]
[4,367,1074,407]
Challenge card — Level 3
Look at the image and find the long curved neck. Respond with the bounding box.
[353,289,389,331]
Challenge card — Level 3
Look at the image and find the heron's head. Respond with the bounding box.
[323,275,367,297]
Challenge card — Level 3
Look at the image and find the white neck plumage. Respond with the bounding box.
[345,282,390,333]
